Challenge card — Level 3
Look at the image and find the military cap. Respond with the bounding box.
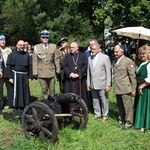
[0,35,6,40]
[57,37,68,46]
[40,30,50,37]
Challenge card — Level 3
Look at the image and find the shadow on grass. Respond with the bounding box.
[30,95,39,103]
[3,95,38,107]
[109,100,118,121]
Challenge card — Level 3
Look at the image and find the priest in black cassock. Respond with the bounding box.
[5,40,32,110]
[62,42,90,111]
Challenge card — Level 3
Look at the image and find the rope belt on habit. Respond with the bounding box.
[12,70,28,106]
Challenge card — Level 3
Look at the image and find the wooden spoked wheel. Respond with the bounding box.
[70,97,88,129]
[22,102,58,143]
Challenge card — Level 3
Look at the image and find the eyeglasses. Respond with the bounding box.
[42,37,49,39]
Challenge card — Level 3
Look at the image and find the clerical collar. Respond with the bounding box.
[71,51,79,56]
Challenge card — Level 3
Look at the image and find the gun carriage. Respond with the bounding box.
[7,93,88,143]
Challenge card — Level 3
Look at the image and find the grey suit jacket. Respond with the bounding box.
[113,56,136,94]
[87,52,111,90]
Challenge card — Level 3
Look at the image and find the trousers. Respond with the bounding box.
[39,77,55,99]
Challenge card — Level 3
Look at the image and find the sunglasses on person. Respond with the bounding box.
[42,37,49,39]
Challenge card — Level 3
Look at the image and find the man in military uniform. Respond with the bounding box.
[32,30,60,98]
[57,37,69,93]
[113,44,136,130]
[0,35,12,111]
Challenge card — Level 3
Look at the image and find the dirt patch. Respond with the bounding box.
[0,128,17,149]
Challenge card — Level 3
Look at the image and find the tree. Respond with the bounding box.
[48,6,95,46]
[0,0,149,47]
[0,0,46,45]
[35,0,95,46]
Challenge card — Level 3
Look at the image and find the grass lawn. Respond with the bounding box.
[0,80,150,150]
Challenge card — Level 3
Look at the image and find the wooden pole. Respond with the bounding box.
[134,39,140,64]
[78,69,82,97]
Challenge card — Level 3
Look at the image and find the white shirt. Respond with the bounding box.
[117,55,124,64]
[92,52,100,68]
[137,62,150,83]
[43,43,48,49]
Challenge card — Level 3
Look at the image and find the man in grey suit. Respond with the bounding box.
[87,42,111,123]
[113,44,136,130]
[32,30,60,98]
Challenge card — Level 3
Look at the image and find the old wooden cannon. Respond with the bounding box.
[21,93,88,143]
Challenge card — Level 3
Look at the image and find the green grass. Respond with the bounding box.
[0,80,150,150]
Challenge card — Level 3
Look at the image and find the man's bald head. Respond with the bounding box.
[70,42,79,54]
[16,40,25,51]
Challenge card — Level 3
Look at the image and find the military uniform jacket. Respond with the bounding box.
[58,48,70,80]
[1,47,12,76]
[1,47,12,67]
[32,43,60,78]
[113,56,136,94]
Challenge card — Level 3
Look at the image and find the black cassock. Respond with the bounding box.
[5,49,32,109]
[62,51,90,110]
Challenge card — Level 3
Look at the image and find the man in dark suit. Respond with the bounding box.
[113,44,136,130]
[87,42,111,123]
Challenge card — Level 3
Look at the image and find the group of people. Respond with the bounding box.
[0,30,149,133]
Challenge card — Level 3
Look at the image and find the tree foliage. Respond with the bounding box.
[0,0,149,47]
[0,0,46,45]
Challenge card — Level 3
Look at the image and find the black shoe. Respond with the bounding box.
[122,126,131,130]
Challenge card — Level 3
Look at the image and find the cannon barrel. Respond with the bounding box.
[48,93,81,104]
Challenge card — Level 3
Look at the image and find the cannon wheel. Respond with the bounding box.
[22,101,58,143]
[69,95,88,129]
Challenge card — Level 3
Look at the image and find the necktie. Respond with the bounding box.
[44,44,48,49]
